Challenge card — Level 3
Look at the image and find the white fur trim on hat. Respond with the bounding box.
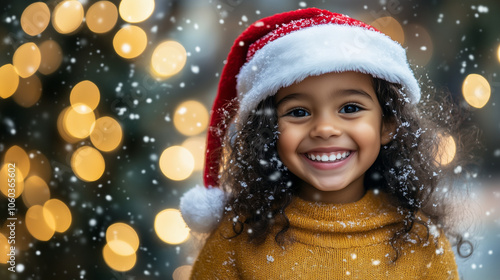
[236,24,420,121]
[180,185,227,233]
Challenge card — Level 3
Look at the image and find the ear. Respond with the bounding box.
[380,118,396,145]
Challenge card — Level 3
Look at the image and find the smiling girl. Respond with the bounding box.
[180,8,474,279]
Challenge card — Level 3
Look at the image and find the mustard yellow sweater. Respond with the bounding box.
[190,190,458,279]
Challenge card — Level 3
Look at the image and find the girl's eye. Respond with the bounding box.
[286,108,310,117]
[340,104,361,114]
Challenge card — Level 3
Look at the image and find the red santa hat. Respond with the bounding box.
[180,8,420,233]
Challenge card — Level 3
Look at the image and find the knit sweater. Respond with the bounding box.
[190,190,459,279]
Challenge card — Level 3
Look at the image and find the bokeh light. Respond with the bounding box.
[113,25,147,59]
[52,0,84,34]
[63,105,96,139]
[173,100,208,136]
[25,205,55,241]
[13,42,41,78]
[38,40,63,75]
[22,176,50,207]
[0,233,9,264]
[70,80,100,111]
[434,134,456,166]
[71,146,105,182]
[57,107,80,143]
[12,74,42,108]
[0,64,19,98]
[28,150,52,182]
[0,164,25,199]
[86,1,118,34]
[106,223,139,255]
[182,136,206,171]
[4,145,31,177]
[462,73,491,108]
[159,146,195,181]
[90,116,123,152]
[497,44,500,63]
[103,244,137,272]
[405,24,433,66]
[119,0,155,23]
[151,41,187,78]
[21,2,50,36]
[154,209,190,245]
[43,199,72,232]
[370,16,404,45]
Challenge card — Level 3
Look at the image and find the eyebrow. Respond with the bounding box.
[275,89,374,107]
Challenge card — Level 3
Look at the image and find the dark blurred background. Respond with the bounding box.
[0,0,499,279]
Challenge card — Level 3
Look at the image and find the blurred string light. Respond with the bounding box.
[182,136,206,171]
[497,44,500,63]
[70,80,100,111]
[20,2,50,36]
[151,41,187,78]
[38,40,63,75]
[0,163,24,198]
[462,73,491,108]
[119,0,155,23]
[113,25,148,59]
[63,104,96,139]
[4,145,31,176]
[154,209,190,245]
[13,42,41,78]
[90,117,123,152]
[434,134,457,166]
[0,64,19,98]
[12,75,42,108]
[43,199,72,232]
[370,16,404,45]
[103,223,139,271]
[173,100,209,136]
[86,1,118,34]
[159,146,195,181]
[25,205,55,241]
[22,176,50,207]
[0,233,9,263]
[51,0,84,34]
[71,146,105,182]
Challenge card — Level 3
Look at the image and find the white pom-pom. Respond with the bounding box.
[180,185,227,233]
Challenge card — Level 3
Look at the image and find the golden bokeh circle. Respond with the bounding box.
[12,74,42,108]
[0,64,19,99]
[173,100,209,136]
[86,1,118,34]
[43,199,72,233]
[159,146,195,181]
[151,41,187,78]
[71,146,105,182]
[13,42,41,78]
[0,164,25,199]
[90,117,123,152]
[462,73,491,109]
[113,25,147,59]
[434,134,457,166]
[4,145,31,177]
[370,17,405,45]
[38,40,63,75]
[0,233,9,264]
[70,80,100,111]
[119,0,155,23]
[182,136,206,171]
[106,223,139,255]
[154,209,190,245]
[103,244,137,272]
[25,205,55,241]
[52,0,84,34]
[63,104,96,139]
[173,265,193,280]
[22,176,50,207]
[21,2,51,36]
[57,107,80,143]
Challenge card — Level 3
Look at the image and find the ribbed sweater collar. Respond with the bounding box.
[285,189,404,248]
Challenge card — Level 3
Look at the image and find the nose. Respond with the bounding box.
[309,113,342,140]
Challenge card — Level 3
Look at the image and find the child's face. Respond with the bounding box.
[275,71,392,203]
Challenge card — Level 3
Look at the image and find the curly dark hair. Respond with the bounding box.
[216,77,478,260]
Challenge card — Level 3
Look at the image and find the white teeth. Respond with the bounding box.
[306,151,351,162]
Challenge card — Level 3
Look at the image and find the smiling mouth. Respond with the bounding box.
[305,151,351,163]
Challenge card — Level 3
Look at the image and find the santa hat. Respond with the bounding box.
[180,8,420,233]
